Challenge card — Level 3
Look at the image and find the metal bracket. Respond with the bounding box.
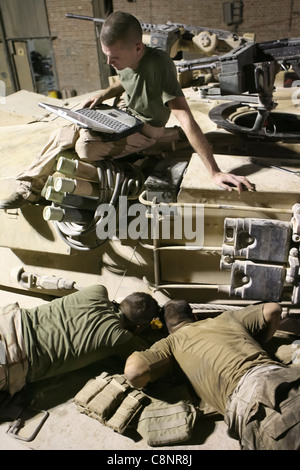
[228,260,285,301]
[221,217,292,301]
[291,203,300,243]
[6,408,49,442]
[221,217,291,267]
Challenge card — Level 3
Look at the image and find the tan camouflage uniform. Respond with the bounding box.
[0,303,28,395]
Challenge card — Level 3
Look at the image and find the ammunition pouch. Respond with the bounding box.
[74,372,198,446]
[74,372,147,434]
[136,399,197,446]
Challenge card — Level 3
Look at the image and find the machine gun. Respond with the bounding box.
[65,13,251,58]
[65,13,299,141]
[176,38,300,141]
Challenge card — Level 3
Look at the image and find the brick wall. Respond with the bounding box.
[113,0,300,41]
[45,0,300,95]
[46,0,101,95]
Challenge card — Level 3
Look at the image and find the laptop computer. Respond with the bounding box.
[38,102,144,141]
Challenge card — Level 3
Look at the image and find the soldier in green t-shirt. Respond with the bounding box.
[124,300,300,450]
[1,12,254,210]
[0,284,163,395]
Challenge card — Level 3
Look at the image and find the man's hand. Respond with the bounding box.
[212,172,255,195]
[82,81,125,109]
[81,94,104,109]
[168,99,255,195]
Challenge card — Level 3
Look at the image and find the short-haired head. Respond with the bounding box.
[120,292,160,329]
[100,11,142,47]
[163,300,194,333]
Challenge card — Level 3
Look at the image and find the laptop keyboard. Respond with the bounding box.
[77,108,130,132]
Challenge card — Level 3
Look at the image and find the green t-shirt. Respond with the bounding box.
[21,285,150,382]
[117,45,184,127]
[134,304,281,415]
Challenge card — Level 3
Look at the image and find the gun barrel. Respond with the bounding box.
[175,56,221,72]
[65,13,105,23]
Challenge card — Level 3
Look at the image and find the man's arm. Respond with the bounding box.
[260,302,282,343]
[124,340,174,388]
[230,302,282,345]
[82,79,125,108]
[168,96,255,194]
[124,353,151,388]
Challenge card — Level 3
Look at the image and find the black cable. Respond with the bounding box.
[54,160,145,251]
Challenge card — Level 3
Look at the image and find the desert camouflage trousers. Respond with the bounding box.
[225,364,300,450]
[15,123,185,201]
[0,303,28,395]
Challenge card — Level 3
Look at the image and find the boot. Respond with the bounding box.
[0,192,33,210]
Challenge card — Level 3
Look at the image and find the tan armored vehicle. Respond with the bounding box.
[1,36,300,311]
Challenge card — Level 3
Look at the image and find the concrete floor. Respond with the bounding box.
[0,393,240,451]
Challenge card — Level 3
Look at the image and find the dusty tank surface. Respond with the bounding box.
[0,71,300,451]
[1,83,300,307]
